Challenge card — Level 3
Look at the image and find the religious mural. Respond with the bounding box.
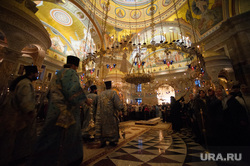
[143,49,185,68]
[44,23,95,60]
[146,4,158,16]
[35,1,96,60]
[185,0,223,35]
[130,10,141,20]
[162,0,171,7]
[115,7,126,18]
[100,0,111,11]
[75,11,85,20]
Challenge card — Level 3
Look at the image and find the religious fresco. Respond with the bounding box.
[113,0,151,6]
[185,0,223,35]
[115,7,126,18]
[100,0,111,12]
[142,49,185,68]
[83,0,187,29]
[162,0,171,7]
[75,11,85,20]
[130,10,142,20]
[146,4,158,16]
[48,25,96,59]
[35,1,96,59]
[45,24,72,56]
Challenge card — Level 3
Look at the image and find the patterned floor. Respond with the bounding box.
[91,129,216,166]
[37,119,249,166]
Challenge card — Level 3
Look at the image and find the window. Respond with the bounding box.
[135,98,142,105]
[195,79,201,87]
[136,84,142,92]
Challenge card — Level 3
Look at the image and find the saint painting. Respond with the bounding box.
[146,4,157,16]
[130,10,141,20]
[162,0,171,7]
[115,8,126,18]
[76,11,85,19]
[100,0,111,12]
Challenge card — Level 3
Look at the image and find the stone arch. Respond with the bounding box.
[156,84,175,104]
[217,68,233,91]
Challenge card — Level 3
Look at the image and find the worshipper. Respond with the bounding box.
[82,85,98,142]
[224,85,249,146]
[0,65,38,166]
[170,96,182,132]
[214,87,231,145]
[123,103,128,121]
[161,104,167,122]
[187,93,200,139]
[240,84,250,132]
[29,56,92,166]
[95,81,123,147]
[155,105,160,117]
[206,89,224,145]
[193,90,209,145]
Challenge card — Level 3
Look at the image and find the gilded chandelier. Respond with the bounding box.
[124,50,154,85]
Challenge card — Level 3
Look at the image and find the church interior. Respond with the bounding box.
[1,0,250,165]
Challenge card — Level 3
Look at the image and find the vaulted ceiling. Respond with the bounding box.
[33,0,223,62]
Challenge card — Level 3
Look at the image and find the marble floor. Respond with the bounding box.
[37,119,250,166]
[81,121,250,166]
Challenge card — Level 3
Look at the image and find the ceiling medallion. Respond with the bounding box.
[50,9,73,26]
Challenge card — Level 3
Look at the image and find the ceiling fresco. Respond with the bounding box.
[34,1,96,59]
[31,0,223,63]
[81,0,223,49]
[82,0,186,29]
[167,0,223,36]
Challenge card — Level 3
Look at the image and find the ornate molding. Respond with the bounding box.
[201,11,250,51]
[0,4,51,51]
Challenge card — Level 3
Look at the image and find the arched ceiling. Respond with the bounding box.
[83,0,186,29]
[34,0,100,59]
[81,0,223,42]
[31,0,224,63]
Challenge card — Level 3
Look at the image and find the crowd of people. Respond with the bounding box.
[114,85,250,148]
[118,103,161,121]
[1,55,250,166]
[159,86,250,147]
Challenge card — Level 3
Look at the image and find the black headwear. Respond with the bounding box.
[232,84,240,89]
[9,66,38,91]
[67,55,80,67]
[24,65,38,75]
[90,85,97,91]
[104,81,112,89]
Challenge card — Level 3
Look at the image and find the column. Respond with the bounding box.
[0,47,21,93]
